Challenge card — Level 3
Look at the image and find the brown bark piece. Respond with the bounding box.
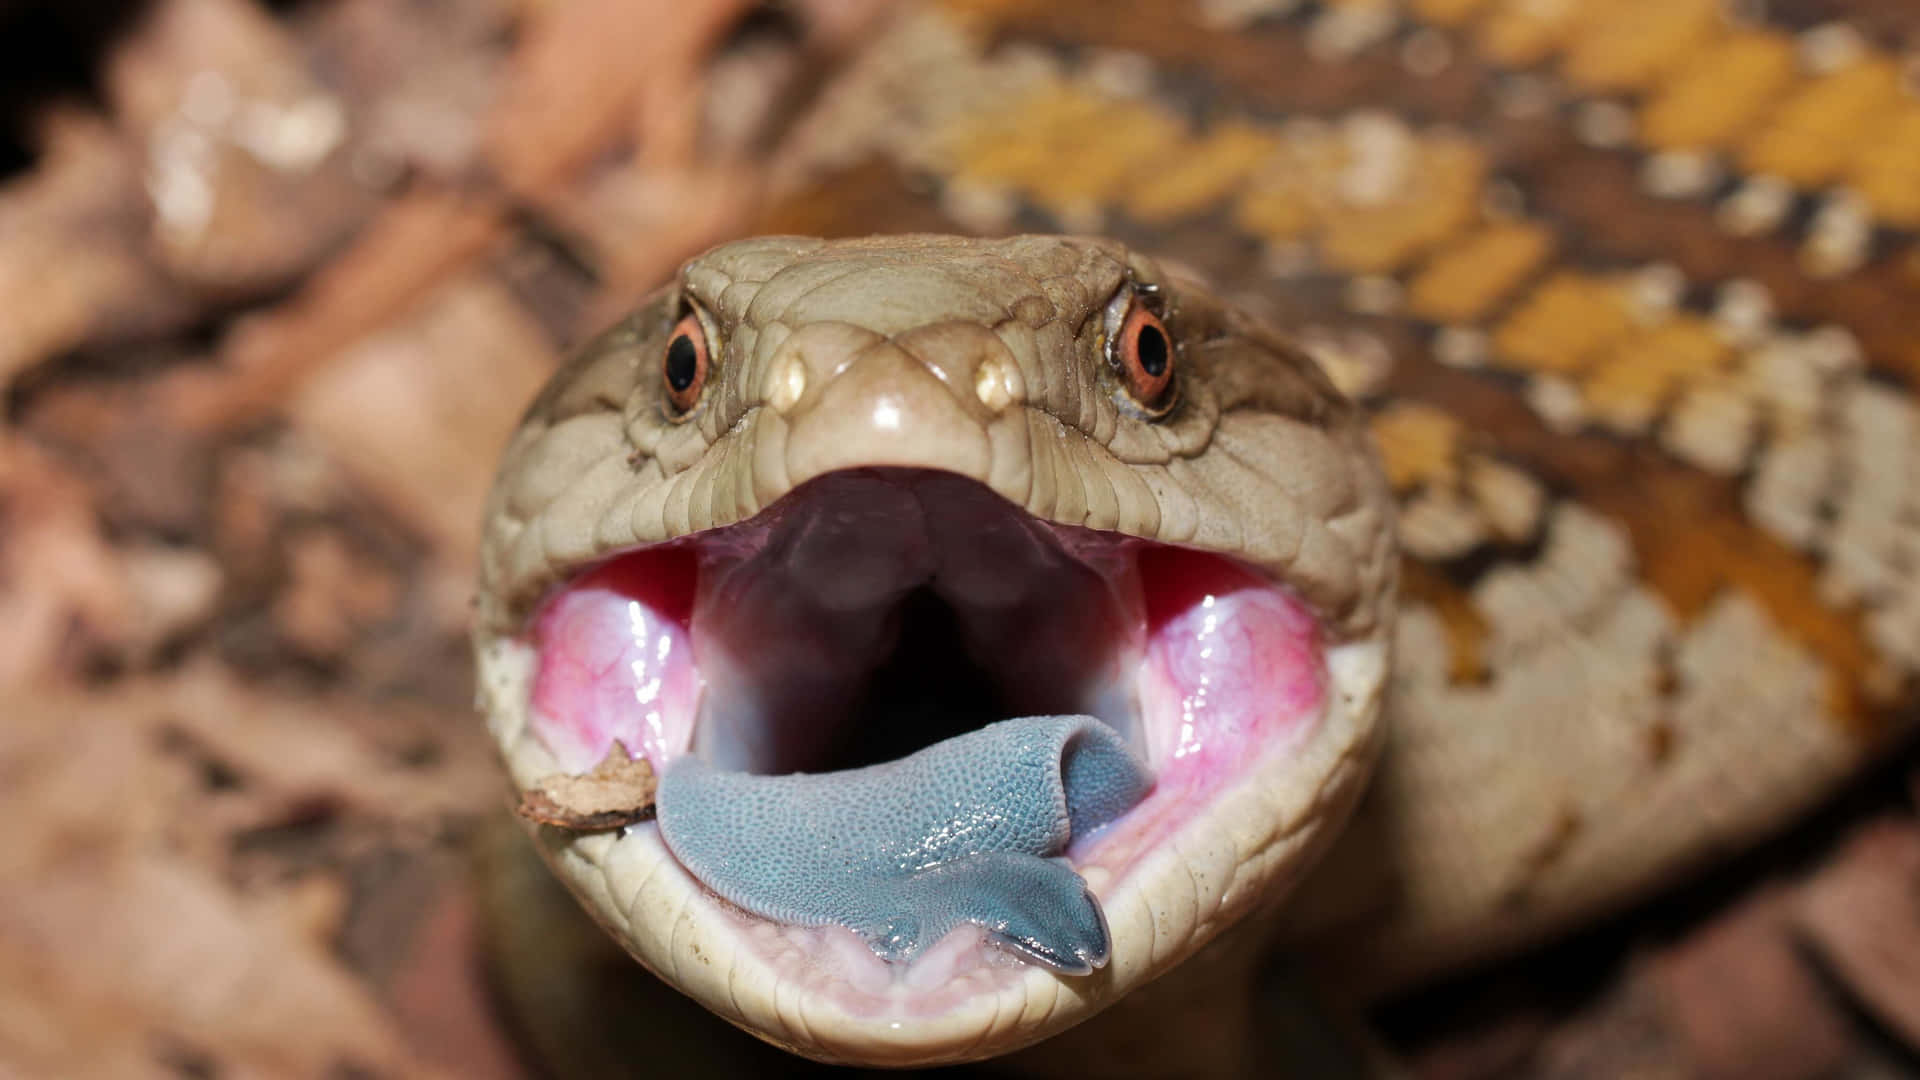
[1795,818,1920,1051]
[518,743,658,830]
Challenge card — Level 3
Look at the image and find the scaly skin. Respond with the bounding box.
[476,234,1397,1066]
[475,2,1920,1073]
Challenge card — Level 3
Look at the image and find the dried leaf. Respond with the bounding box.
[0,680,464,1077]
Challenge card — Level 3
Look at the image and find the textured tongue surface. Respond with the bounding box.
[656,715,1152,973]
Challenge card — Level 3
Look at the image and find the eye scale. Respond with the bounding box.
[662,309,711,413]
[1110,292,1176,411]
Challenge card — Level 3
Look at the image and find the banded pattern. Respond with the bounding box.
[1274,0,1920,234]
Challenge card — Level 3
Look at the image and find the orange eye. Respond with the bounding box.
[663,310,710,415]
[1114,300,1175,411]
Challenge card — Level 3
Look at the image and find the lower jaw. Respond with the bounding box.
[479,469,1386,1059]
[482,631,1385,1063]
[498,637,1379,1068]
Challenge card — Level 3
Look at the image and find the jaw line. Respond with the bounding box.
[482,637,1386,1065]
[476,468,1392,1065]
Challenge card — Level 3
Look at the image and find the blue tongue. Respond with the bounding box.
[656,715,1153,973]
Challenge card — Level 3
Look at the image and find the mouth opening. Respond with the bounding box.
[528,467,1178,780]
[828,586,1024,771]
[518,466,1331,977]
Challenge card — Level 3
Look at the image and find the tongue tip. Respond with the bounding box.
[994,917,1109,976]
[1005,931,1108,976]
[1013,874,1112,977]
[1025,953,1099,977]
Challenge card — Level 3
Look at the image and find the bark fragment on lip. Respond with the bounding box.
[515,741,657,830]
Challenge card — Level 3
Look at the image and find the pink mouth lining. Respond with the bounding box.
[1070,548,1325,873]
[526,546,701,776]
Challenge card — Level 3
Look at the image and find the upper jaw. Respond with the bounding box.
[477,254,1393,646]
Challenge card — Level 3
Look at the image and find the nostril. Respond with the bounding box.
[974,351,1023,412]
[756,320,888,412]
[783,344,996,484]
[767,353,808,413]
[889,321,1026,417]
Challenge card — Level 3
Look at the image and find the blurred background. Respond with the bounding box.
[0,0,1916,1076]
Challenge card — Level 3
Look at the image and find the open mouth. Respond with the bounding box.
[513,466,1331,1010]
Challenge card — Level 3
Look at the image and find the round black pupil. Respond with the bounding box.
[665,333,700,393]
[1135,323,1170,379]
